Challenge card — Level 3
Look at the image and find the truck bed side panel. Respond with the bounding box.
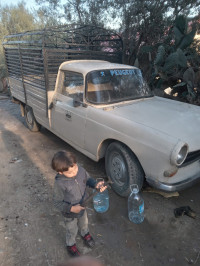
[25,83,46,111]
[9,78,25,102]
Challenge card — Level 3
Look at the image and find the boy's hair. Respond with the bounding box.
[51,150,77,172]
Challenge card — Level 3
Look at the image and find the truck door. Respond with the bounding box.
[51,70,87,148]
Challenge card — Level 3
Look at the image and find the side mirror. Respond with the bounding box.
[73,95,87,108]
[73,98,81,107]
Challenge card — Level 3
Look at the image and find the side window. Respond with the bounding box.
[62,71,84,101]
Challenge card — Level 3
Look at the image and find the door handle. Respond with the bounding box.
[65,113,71,119]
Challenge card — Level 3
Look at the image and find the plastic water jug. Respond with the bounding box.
[93,189,109,213]
[128,184,144,224]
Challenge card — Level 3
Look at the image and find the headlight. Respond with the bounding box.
[171,142,188,166]
[176,145,188,165]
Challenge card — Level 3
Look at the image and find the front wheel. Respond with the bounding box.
[105,142,144,197]
[25,106,41,132]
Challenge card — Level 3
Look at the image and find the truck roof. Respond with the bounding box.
[59,60,137,75]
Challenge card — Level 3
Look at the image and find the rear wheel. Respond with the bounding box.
[25,106,41,132]
[105,142,144,197]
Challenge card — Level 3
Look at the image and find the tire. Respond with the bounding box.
[25,106,41,132]
[105,142,144,197]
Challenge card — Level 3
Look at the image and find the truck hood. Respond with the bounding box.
[111,96,200,151]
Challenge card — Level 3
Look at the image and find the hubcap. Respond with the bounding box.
[110,153,126,186]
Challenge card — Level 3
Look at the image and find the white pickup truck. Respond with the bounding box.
[7,59,200,196]
[4,27,200,196]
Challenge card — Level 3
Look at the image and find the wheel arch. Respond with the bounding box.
[97,138,146,175]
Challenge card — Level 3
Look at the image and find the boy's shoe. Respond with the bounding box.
[83,233,95,248]
[67,244,81,257]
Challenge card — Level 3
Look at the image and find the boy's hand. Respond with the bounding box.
[95,181,107,192]
[70,204,85,213]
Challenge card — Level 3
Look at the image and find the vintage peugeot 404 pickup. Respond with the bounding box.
[3,26,200,196]
[8,59,200,196]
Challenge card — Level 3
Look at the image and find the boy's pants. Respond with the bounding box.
[64,210,89,246]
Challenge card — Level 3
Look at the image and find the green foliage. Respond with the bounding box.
[162,48,187,73]
[33,0,200,69]
[151,15,198,102]
[178,27,196,50]
[174,15,187,35]
[0,1,38,79]
[154,46,165,65]
[173,16,197,50]
[35,0,63,27]
[35,0,107,27]
[140,46,154,54]
[0,2,36,34]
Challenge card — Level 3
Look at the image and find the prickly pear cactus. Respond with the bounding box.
[153,15,197,100]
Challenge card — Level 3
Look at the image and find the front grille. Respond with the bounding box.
[180,150,200,168]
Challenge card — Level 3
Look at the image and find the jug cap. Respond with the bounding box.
[130,184,139,193]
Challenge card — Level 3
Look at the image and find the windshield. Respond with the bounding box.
[86,69,152,104]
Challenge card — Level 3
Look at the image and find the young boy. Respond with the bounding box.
[51,150,106,257]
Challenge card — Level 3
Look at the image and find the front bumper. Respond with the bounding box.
[146,172,200,192]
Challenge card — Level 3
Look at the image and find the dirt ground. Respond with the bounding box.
[0,93,200,266]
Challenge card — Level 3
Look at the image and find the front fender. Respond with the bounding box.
[85,107,179,180]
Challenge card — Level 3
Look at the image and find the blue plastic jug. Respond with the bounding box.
[93,189,109,213]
